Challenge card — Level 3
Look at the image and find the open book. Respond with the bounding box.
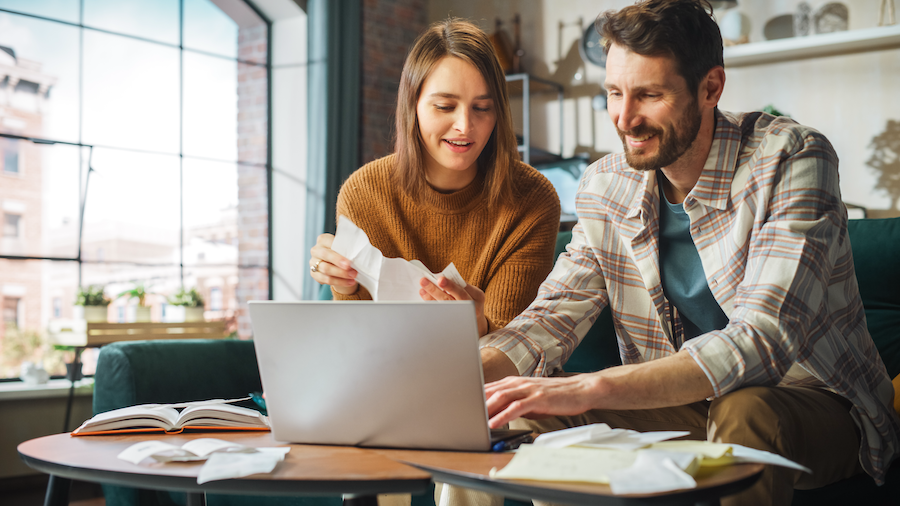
[72,398,270,436]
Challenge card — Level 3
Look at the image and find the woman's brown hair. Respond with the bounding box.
[394,18,519,208]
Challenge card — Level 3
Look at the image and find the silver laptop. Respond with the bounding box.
[249,300,517,451]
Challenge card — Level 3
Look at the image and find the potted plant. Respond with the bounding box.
[168,287,205,322]
[74,285,110,322]
[117,284,152,322]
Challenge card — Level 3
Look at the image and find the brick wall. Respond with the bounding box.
[359,0,427,165]
[236,24,269,339]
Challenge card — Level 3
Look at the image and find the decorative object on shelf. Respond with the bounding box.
[490,17,515,73]
[512,13,524,74]
[74,284,110,322]
[19,361,49,385]
[580,18,607,68]
[794,2,812,36]
[814,2,849,34]
[709,0,738,10]
[763,14,796,40]
[720,9,751,45]
[879,0,896,26]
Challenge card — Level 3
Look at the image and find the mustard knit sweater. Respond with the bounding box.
[333,154,561,333]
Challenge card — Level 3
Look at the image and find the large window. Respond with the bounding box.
[0,0,274,380]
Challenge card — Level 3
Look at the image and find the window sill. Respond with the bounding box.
[0,378,93,401]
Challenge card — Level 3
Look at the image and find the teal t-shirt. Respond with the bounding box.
[658,176,729,340]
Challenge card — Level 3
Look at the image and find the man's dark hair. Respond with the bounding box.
[599,0,724,94]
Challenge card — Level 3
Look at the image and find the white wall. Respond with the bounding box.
[428,0,900,216]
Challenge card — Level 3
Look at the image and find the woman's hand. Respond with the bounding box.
[419,277,488,336]
[309,233,359,295]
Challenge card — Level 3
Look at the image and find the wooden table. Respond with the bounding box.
[19,432,764,506]
[378,449,764,506]
[18,432,431,506]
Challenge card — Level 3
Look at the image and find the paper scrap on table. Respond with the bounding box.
[331,217,466,301]
[117,438,290,484]
[196,448,290,484]
[490,444,636,484]
[606,451,698,495]
[532,423,689,450]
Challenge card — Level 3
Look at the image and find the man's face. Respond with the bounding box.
[604,44,702,171]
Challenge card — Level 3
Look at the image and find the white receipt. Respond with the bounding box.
[331,217,466,301]
[117,438,291,484]
[196,448,290,484]
[532,423,688,451]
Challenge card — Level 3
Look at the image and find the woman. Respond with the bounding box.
[309,18,560,338]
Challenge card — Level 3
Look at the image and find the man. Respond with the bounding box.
[478,1,899,504]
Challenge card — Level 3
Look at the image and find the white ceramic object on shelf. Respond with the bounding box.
[720,10,751,44]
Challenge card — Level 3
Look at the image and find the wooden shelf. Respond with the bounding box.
[723,24,900,67]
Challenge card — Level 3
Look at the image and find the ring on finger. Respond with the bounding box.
[310,259,322,274]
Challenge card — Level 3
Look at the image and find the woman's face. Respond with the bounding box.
[415,56,497,191]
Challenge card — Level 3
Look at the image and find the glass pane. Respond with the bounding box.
[182,158,238,243]
[82,261,181,324]
[0,259,79,379]
[181,263,236,328]
[82,30,180,153]
[0,11,80,143]
[81,148,180,263]
[0,0,79,24]
[184,0,266,64]
[83,0,179,46]
[0,141,81,258]
[184,0,237,60]
[183,52,237,161]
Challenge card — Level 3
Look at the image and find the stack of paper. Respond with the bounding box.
[489,424,810,495]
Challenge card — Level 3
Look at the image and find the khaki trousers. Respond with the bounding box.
[439,385,863,506]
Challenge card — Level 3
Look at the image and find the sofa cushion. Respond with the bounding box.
[93,339,262,415]
[847,218,900,379]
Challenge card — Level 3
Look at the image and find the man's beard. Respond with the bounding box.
[617,100,702,172]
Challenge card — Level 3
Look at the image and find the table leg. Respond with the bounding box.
[44,475,71,506]
[185,491,207,506]
[342,494,378,506]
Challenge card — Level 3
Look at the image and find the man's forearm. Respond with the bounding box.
[480,347,519,383]
[585,351,715,410]
[485,350,716,427]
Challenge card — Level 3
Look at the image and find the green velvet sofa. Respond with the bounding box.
[92,218,900,506]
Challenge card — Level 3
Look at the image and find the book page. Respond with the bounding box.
[75,405,180,433]
[176,403,269,428]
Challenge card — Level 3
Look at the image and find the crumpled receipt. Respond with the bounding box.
[118,438,290,484]
[331,217,466,301]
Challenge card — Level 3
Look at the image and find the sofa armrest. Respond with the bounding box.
[93,339,262,415]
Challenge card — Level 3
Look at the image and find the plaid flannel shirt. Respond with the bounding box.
[482,110,900,482]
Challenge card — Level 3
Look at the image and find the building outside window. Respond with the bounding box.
[3,213,20,237]
[1,138,19,174]
[210,286,222,312]
[0,0,310,380]
[2,297,20,329]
